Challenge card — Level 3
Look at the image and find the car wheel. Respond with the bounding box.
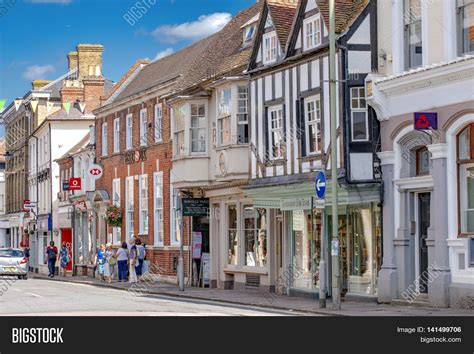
[17,275,22,280]
[23,275,28,280]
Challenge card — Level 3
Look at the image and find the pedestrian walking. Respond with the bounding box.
[96,244,106,281]
[59,242,70,277]
[135,238,145,281]
[116,242,128,282]
[104,243,115,283]
[128,238,138,283]
[46,241,58,278]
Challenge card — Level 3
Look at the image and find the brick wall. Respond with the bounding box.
[96,96,190,277]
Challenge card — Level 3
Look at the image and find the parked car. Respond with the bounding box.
[0,248,28,279]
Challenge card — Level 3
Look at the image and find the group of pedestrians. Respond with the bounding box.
[44,236,146,283]
[96,236,146,283]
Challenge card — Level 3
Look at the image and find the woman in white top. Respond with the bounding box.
[104,243,116,283]
[116,242,129,282]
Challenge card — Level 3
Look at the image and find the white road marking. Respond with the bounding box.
[25,292,43,298]
[12,288,22,292]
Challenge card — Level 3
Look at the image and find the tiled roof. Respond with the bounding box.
[45,105,93,120]
[267,2,298,48]
[57,132,90,161]
[114,2,264,101]
[316,0,369,34]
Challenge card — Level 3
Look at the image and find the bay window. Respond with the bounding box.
[173,105,186,157]
[155,104,163,143]
[243,205,267,267]
[170,188,181,244]
[458,0,474,54]
[140,109,147,146]
[263,32,277,64]
[305,96,322,153]
[350,87,368,142]
[126,114,133,150]
[404,0,423,69]
[139,174,148,234]
[237,86,249,144]
[153,172,164,246]
[303,15,322,51]
[228,205,238,265]
[112,178,121,244]
[268,106,284,159]
[218,88,232,146]
[458,124,474,235]
[113,118,120,153]
[190,103,207,153]
[125,176,134,239]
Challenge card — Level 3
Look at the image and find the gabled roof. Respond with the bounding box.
[105,59,150,105]
[316,0,369,34]
[267,2,298,48]
[110,2,264,104]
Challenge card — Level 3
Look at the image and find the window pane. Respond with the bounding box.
[228,205,238,265]
[408,21,423,67]
[243,206,266,267]
[461,3,474,53]
[460,163,474,233]
[459,126,471,160]
[352,111,368,141]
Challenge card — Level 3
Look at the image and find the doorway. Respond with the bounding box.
[417,193,430,294]
[275,212,283,292]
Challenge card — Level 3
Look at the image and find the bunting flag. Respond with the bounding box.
[47,101,54,114]
[14,99,22,111]
[0,99,6,112]
[30,100,39,113]
[79,102,86,113]
[63,102,71,114]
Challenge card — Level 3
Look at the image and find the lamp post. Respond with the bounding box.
[329,0,341,310]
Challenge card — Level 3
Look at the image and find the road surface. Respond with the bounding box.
[0,278,317,316]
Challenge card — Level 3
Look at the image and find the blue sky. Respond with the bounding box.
[0,0,255,136]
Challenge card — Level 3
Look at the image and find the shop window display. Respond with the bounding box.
[243,205,267,267]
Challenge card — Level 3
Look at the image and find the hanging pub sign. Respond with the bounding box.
[124,147,147,164]
[182,198,210,217]
[414,112,438,131]
[62,180,69,191]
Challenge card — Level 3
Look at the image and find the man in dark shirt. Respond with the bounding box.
[46,241,58,278]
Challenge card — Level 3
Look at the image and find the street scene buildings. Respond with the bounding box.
[0,0,473,310]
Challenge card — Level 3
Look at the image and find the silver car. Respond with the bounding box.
[0,248,28,279]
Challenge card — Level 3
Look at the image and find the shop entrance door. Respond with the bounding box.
[276,215,283,291]
[418,193,430,294]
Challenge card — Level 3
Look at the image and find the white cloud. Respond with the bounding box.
[154,48,175,61]
[151,12,232,43]
[26,0,72,4]
[22,64,55,81]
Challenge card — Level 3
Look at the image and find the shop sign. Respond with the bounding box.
[124,148,147,164]
[68,178,82,191]
[62,180,69,191]
[182,198,209,217]
[201,253,211,286]
[88,164,103,180]
[281,197,312,211]
[414,112,438,130]
[292,210,304,231]
[192,232,202,259]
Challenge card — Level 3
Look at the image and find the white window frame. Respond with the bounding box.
[457,0,474,55]
[268,105,284,160]
[190,102,207,154]
[237,85,249,144]
[303,14,322,51]
[126,113,133,150]
[173,104,186,158]
[305,95,322,154]
[153,172,164,246]
[170,187,180,245]
[140,108,147,147]
[113,118,120,153]
[112,178,121,245]
[217,87,232,146]
[263,31,278,64]
[139,174,148,234]
[125,176,134,239]
[350,87,369,142]
[154,103,163,143]
[101,122,108,156]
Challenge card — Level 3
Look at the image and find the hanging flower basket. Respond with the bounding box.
[104,205,123,228]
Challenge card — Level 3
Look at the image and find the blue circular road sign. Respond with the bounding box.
[315,171,326,199]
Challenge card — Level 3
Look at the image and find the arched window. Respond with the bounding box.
[458,123,474,235]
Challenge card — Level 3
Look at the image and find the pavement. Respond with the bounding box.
[24,273,474,316]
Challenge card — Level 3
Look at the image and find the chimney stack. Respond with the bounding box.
[67,51,78,72]
[31,80,51,90]
[77,44,103,82]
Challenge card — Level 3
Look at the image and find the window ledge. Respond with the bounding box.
[223,266,268,275]
[215,143,248,151]
[172,155,210,162]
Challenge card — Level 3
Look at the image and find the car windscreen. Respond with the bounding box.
[0,250,24,257]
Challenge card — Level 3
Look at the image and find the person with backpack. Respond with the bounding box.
[46,241,58,278]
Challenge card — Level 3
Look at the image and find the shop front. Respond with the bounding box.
[37,213,52,275]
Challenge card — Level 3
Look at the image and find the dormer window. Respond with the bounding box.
[303,14,322,50]
[243,24,257,46]
[263,32,278,64]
